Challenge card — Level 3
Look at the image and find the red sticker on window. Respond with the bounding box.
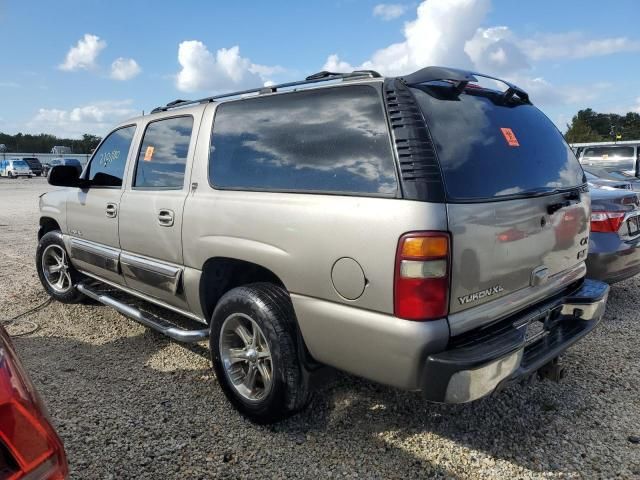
[500,127,519,147]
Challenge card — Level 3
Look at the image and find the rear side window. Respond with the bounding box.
[88,125,136,187]
[209,85,397,195]
[134,116,193,189]
[410,86,584,201]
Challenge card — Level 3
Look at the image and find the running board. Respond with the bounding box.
[77,283,209,343]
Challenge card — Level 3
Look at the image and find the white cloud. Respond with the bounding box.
[326,0,491,77]
[322,54,356,72]
[110,57,141,80]
[521,33,640,61]
[465,26,529,75]
[175,41,280,92]
[26,100,137,137]
[373,4,407,20]
[321,0,640,112]
[59,34,106,71]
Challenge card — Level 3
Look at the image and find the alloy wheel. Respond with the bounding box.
[42,244,73,293]
[219,313,273,402]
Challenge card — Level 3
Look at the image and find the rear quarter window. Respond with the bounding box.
[410,85,584,201]
[208,85,397,196]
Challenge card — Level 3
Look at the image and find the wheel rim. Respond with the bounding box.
[219,313,273,402]
[42,244,73,293]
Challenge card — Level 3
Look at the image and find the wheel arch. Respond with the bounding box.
[199,256,287,323]
[38,217,61,240]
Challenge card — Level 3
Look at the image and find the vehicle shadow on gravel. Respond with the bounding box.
[14,330,461,479]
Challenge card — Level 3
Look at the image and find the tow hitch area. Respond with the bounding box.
[537,357,566,382]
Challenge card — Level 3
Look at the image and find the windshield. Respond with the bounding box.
[410,85,584,201]
[12,160,27,167]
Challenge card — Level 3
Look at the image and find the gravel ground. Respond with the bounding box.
[1,177,639,479]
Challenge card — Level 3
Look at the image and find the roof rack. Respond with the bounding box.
[150,70,381,113]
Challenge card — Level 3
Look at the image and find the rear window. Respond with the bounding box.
[209,85,397,196]
[410,85,584,201]
[583,146,635,158]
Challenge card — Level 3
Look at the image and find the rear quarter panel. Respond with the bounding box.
[183,103,448,314]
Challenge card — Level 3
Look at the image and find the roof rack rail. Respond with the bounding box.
[400,66,531,103]
[150,70,382,113]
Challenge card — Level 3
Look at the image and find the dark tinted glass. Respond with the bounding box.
[64,159,82,167]
[411,86,584,201]
[88,125,136,187]
[583,146,635,158]
[209,85,397,195]
[134,116,193,188]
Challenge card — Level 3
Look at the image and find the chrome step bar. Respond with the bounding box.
[77,283,209,343]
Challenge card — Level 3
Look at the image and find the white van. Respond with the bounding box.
[0,158,33,178]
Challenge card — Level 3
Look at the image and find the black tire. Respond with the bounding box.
[8,171,13,178]
[210,283,310,424]
[36,231,85,303]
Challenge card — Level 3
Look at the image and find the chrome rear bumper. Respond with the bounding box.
[421,279,609,403]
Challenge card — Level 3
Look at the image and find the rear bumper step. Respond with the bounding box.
[420,278,609,403]
[77,283,209,343]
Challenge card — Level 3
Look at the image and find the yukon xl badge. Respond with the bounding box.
[458,285,504,305]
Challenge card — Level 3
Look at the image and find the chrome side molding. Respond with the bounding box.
[76,282,209,343]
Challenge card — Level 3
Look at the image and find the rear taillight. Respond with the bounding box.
[590,211,625,233]
[0,334,68,480]
[394,232,450,321]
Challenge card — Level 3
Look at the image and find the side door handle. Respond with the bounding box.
[157,209,175,227]
[105,203,118,218]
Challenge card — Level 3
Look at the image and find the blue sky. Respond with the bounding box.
[0,0,639,138]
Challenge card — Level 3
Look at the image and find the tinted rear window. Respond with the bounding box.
[583,146,635,158]
[411,86,584,201]
[209,85,397,195]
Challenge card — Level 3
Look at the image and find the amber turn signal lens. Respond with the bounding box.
[401,236,448,258]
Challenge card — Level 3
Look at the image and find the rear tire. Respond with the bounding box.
[36,231,85,303]
[210,283,310,424]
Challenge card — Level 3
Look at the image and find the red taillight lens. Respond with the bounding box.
[394,232,450,321]
[0,330,68,480]
[590,211,625,233]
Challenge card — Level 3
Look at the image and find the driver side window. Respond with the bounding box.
[87,125,136,187]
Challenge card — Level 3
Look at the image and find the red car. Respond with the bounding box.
[0,326,68,479]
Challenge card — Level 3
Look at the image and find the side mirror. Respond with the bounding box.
[48,165,88,188]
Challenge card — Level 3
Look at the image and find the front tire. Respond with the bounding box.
[36,231,85,303]
[210,283,310,424]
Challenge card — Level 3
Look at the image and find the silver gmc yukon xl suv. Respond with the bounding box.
[36,67,609,423]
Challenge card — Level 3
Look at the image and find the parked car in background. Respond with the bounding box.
[584,170,634,191]
[579,145,638,176]
[37,66,609,423]
[43,158,82,177]
[0,158,33,178]
[584,166,640,191]
[21,157,44,177]
[587,187,640,283]
[0,325,69,479]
